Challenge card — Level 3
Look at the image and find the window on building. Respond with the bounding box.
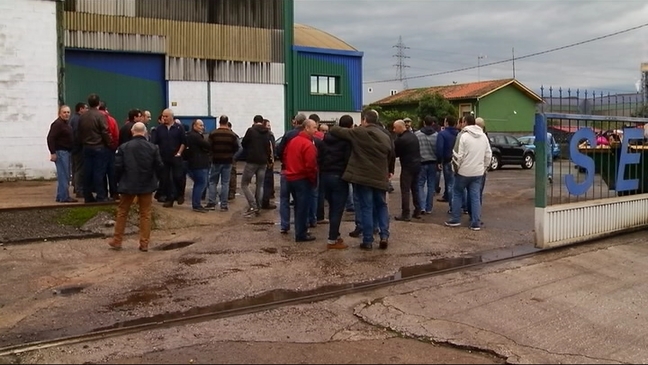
[310,75,340,95]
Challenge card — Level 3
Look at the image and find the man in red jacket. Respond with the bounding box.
[283,119,319,242]
[98,102,120,200]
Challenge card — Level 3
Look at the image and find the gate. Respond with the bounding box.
[534,87,648,248]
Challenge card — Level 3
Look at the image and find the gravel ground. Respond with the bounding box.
[0,209,94,243]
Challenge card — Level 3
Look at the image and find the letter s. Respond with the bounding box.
[565,128,596,196]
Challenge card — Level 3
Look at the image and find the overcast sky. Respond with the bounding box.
[295,0,648,95]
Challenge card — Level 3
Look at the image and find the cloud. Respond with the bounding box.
[295,0,648,95]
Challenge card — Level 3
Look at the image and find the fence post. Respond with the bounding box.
[534,113,547,208]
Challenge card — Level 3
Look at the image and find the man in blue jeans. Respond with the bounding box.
[329,110,394,250]
[184,119,211,212]
[415,116,439,214]
[206,115,239,211]
[276,113,307,234]
[445,115,492,231]
[436,116,460,210]
[47,105,77,203]
[77,93,112,203]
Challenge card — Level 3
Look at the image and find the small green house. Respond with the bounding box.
[373,78,543,133]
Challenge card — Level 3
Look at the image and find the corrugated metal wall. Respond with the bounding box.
[62,0,287,85]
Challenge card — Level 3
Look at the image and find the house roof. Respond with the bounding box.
[294,24,357,51]
[373,78,543,105]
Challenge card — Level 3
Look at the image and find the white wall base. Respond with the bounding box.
[167,81,209,116]
[0,0,58,180]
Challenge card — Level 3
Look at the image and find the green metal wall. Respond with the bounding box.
[292,54,354,113]
[477,85,537,132]
[283,0,294,132]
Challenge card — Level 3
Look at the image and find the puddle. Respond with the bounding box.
[107,276,188,310]
[179,257,206,266]
[53,284,90,297]
[93,244,541,332]
[154,241,196,251]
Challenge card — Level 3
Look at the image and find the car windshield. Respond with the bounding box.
[518,137,533,145]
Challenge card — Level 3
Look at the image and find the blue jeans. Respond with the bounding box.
[54,150,71,202]
[354,184,389,245]
[547,151,554,180]
[321,173,349,241]
[188,168,209,209]
[353,186,377,232]
[279,173,290,231]
[287,178,312,241]
[450,174,482,228]
[466,174,486,218]
[442,162,455,207]
[207,163,232,208]
[82,146,109,202]
[345,184,354,211]
[418,163,437,212]
[309,175,319,225]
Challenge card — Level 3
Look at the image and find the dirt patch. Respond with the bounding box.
[0,209,96,243]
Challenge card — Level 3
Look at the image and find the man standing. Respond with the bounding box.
[445,115,492,231]
[47,105,76,203]
[329,110,393,250]
[436,115,460,208]
[119,109,143,146]
[151,108,187,208]
[143,110,152,124]
[320,115,353,249]
[416,115,439,215]
[276,113,307,234]
[393,119,422,221]
[70,102,88,198]
[109,122,164,252]
[98,102,120,200]
[240,115,271,217]
[206,116,239,211]
[261,119,277,210]
[284,119,319,242]
[78,94,112,203]
[227,121,240,201]
[185,119,211,213]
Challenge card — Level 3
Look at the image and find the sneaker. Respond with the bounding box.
[193,207,208,213]
[296,235,316,242]
[349,228,362,238]
[220,206,229,212]
[280,229,289,234]
[243,208,256,217]
[359,243,373,250]
[327,239,348,250]
[379,238,389,250]
[444,221,461,227]
[470,225,481,231]
[205,203,217,210]
[425,210,432,214]
[394,215,411,222]
[420,210,426,216]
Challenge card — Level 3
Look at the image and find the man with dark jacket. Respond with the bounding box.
[118,109,143,146]
[206,116,239,211]
[185,119,211,213]
[393,119,422,221]
[47,105,76,203]
[261,119,277,210]
[320,115,353,249]
[436,115,460,208]
[151,109,187,208]
[240,115,271,217]
[70,102,88,198]
[77,93,112,203]
[276,113,307,234]
[329,110,393,250]
[108,122,164,252]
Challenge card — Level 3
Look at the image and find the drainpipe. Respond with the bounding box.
[207,81,212,116]
[56,0,65,105]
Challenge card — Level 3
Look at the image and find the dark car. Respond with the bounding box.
[488,133,535,170]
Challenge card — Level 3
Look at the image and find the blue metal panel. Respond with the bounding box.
[295,48,363,111]
[65,49,164,82]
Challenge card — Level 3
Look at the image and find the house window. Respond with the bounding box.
[459,103,473,117]
[310,75,339,95]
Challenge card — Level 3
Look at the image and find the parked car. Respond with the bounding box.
[517,134,560,158]
[488,133,535,170]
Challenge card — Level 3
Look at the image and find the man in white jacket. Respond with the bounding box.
[445,115,492,231]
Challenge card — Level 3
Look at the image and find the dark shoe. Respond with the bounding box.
[327,239,348,250]
[412,212,421,219]
[359,243,373,250]
[220,206,229,212]
[470,225,481,231]
[437,198,448,202]
[349,228,362,238]
[296,235,316,242]
[309,222,317,228]
[317,219,329,224]
[205,203,217,210]
[280,229,289,234]
[193,207,208,213]
[162,201,174,208]
[379,238,389,250]
[177,196,185,205]
[345,208,355,213]
[139,247,148,252]
[394,215,411,222]
[261,203,277,210]
[228,195,235,201]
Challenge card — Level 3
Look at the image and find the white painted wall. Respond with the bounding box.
[299,111,362,125]
[0,0,58,180]
[210,82,285,138]
[167,81,209,116]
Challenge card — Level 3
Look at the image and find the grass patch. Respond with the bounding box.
[56,205,116,228]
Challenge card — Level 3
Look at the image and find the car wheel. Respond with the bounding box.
[490,154,501,170]
[522,154,535,169]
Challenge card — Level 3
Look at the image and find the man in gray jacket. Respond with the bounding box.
[415,115,439,215]
[329,110,393,250]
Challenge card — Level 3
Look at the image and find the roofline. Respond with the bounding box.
[479,79,543,102]
[292,45,364,58]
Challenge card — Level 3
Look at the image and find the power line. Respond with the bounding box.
[365,22,648,85]
[392,36,410,89]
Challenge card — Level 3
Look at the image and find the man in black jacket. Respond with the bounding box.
[108,122,164,252]
[240,115,271,217]
[393,119,422,221]
[118,109,143,146]
[185,119,211,213]
[320,115,353,250]
[77,93,112,203]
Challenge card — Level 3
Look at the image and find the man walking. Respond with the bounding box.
[393,119,422,221]
[416,115,439,215]
[284,119,319,242]
[240,115,271,217]
[47,105,76,203]
[329,110,393,250]
[445,115,492,231]
[151,109,187,208]
[206,116,239,211]
[77,93,112,203]
[109,122,164,252]
[276,113,307,234]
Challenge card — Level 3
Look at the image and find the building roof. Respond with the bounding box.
[373,78,543,105]
[294,23,357,51]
